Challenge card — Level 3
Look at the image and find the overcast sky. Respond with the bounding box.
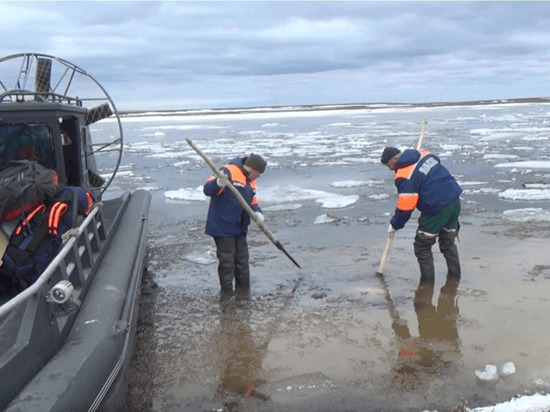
[1,1,550,111]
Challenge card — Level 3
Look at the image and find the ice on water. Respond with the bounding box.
[117,102,550,410]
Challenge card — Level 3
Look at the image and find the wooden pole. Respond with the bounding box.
[187,138,301,269]
[375,120,428,276]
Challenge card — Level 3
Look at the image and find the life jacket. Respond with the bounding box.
[0,186,94,294]
[0,160,59,222]
[204,159,262,238]
[224,164,259,206]
[390,150,462,230]
[394,150,430,212]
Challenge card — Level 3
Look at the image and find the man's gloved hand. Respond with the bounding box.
[254,211,265,223]
[216,176,229,187]
[388,223,396,234]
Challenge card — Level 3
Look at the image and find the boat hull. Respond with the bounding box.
[3,189,151,411]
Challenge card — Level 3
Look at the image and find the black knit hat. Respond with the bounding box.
[380,147,401,164]
[244,153,267,173]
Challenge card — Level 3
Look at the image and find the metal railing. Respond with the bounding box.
[0,204,105,320]
[0,90,83,105]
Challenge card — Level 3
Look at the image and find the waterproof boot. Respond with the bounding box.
[215,237,236,291]
[234,235,250,290]
[439,229,461,281]
[414,232,437,283]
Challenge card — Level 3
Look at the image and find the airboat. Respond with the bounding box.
[0,53,151,411]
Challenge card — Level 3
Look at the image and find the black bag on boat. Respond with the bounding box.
[0,160,59,222]
[0,186,94,294]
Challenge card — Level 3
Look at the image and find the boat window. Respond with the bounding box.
[0,123,56,171]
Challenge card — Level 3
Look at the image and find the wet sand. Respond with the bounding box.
[126,197,550,412]
[120,100,550,411]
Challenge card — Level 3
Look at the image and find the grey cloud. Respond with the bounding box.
[1,1,549,110]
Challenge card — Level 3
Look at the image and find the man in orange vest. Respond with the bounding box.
[381,146,462,283]
[203,154,267,292]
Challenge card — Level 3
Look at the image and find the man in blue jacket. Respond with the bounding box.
[203,153,267,292]
[381,146,462,283]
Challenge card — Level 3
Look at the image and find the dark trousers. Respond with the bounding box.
[414,198,461,282]
[214,235,250,291]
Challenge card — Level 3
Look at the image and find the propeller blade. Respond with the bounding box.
[85,103,113,125]
[35,57,52,94]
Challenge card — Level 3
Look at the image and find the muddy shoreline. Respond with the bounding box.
[126,198,550,411]
[119,101,550,411]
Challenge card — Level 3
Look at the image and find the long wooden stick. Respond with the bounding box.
[375,120,428,276]
[375,231,395,275]
[416,119,428,151]
[186,138,301,269]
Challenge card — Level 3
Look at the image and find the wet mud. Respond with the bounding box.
[119,103,550,411]
[125,196,550,412]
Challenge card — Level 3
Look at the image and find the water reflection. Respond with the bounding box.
[215,290,269,402]
[389,279,461,388]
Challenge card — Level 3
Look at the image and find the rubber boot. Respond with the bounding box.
[215,237,236,291]
[439,229,461,281]
[234,235,250,290]
[414,231,437,283]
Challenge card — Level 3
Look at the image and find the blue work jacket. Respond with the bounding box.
[391,149,462,229]
[203,156,262,237]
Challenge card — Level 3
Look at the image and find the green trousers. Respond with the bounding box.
[414,197,461,282]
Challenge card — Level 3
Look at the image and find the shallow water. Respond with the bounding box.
[117,102,550,411]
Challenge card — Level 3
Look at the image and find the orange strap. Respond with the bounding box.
[15,204,46,235]
[48,201,68,235]
[84,192,93,215]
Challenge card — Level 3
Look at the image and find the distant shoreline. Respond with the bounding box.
[119,96,550,118]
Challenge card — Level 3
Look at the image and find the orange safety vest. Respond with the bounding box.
[211,164,259,206]
[394,150,429,212]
